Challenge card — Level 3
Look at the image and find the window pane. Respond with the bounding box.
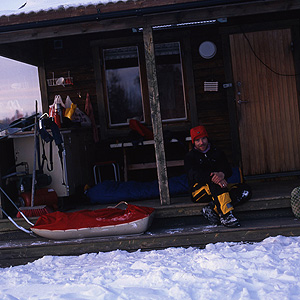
[0,56,42,126]
[155,42,187,121]
[104,46,144,126]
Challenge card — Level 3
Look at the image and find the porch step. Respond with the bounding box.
[0,195,291,233]
[153,196,292,219]
[153,178,298,218]
[1,214,300,268]
[0,200,298,267]
[0,179,296,232]
[0,179,299,267]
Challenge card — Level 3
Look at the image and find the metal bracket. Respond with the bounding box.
[223,83,232,89]
[236,81,248,104]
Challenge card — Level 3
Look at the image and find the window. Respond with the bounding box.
[103,42,187,127]
[155,42,187,121]
[0,56,42,126]
[104,46,144,126]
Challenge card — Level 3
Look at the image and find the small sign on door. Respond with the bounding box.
[204,81,218,92]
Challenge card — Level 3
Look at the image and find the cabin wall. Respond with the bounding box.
[43,35,98,121]
[41,35,102,187]
[38,11,300,181]
[42,26,233,169]
[0,2,299,214]
[189,26,232,162]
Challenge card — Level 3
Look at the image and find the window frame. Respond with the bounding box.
[154,41,188,123]
[102,45,146,127]
[91,32,196,138]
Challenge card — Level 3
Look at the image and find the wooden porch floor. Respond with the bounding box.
[1,177,300,268]
[75,177,300,218]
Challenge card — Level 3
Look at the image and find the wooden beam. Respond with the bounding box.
[37,42,49,114]
[38,65,49,114]
[127,160,184,171]
[221,33,241,167]
[143,25,170,206]
[92,46,108,140]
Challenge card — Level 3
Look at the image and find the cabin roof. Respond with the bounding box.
[0,0,299,30]
[0,0,298,44]
[0,0,209,22]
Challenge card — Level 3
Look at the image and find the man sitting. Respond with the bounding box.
[184,125,249,227]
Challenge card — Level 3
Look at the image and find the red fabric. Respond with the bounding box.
[20,188,58,210]
[129,119,154,140]
[190,125,208,144]
[32,204,155,231]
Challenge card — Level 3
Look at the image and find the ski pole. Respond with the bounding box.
[0,206,33,234]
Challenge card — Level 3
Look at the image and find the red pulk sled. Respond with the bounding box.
[31,202,155,240]
[0,190,154,240]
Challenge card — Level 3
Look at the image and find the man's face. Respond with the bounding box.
[194,137,209,152]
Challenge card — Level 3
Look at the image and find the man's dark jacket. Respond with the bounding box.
[184,144,232,188]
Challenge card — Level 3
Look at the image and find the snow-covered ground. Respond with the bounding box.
[1,235,300,299]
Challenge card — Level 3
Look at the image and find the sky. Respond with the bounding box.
[1,235,300,299]
[0,56,41,122]
[0,0,118,16]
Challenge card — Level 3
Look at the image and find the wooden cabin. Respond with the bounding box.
[1,0,300,214]
[2,1,300,266]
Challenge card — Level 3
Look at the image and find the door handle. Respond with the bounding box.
[237,99,249,104]
[236,81,248,104]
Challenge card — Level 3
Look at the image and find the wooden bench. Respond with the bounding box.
[110,138,191,181]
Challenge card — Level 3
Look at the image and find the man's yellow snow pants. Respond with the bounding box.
[191,183,233,216]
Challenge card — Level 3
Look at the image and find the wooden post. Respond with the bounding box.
[143,25,170,205]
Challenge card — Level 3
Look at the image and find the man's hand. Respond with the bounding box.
[210,172,228,188]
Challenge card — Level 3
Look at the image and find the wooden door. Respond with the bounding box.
[230,29,300,176]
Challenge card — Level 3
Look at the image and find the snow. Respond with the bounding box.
[0,0,120,16]
[1,235,300,299]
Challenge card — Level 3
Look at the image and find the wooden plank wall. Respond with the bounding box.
[42,26,233,174]
[43,35,98,122]
[189,26,233,163]
[230,29,300,175]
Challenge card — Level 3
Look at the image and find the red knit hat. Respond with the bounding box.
[190,126,208,144]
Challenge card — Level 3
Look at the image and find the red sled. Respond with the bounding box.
[31,202,155,240]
